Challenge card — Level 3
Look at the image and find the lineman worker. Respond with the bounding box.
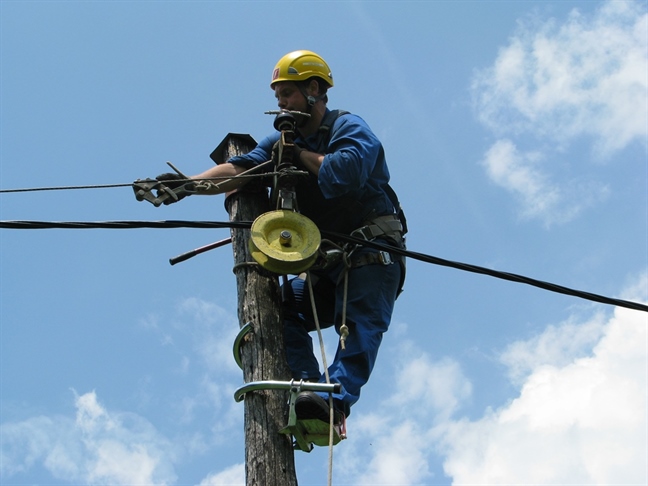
[148,50,405,424]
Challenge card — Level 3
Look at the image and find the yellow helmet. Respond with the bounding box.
[271,50,334,89]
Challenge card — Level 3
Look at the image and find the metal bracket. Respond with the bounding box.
[276,189,298,211]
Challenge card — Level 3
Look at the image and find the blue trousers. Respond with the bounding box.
[282,246,403,417]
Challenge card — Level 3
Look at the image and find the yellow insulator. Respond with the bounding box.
[249,210,321,274]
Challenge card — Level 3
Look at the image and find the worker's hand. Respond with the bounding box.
[293,145,304,163]
[155,173,195,205]
[271,140,281,164]
[272,140,304,167]
[155,172,185,187]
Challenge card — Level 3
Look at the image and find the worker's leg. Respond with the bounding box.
[282,274,336,381]
[324,253,402,417]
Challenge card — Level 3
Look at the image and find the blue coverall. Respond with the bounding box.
[227,109,404,417]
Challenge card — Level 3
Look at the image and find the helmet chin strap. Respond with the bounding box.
[299,86,325,114]
[294,83,326,127]
[306,94,325,107]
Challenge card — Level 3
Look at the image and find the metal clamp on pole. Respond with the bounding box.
[233,379,340,403]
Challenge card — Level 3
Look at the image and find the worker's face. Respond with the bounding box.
[274,82,307,112]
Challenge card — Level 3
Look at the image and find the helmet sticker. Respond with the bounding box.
[272,68,279,81]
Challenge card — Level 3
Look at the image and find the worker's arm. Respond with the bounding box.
[295,148,324,176]
[191,162,248,194]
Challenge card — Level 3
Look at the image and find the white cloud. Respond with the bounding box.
[438,282,647,484]
[481,139,561,220]
[198,463,244,486]
[1,391,177,485]
[386,352,473,423]
[481,139,609,225]
[351,420,431,485]
[500,309,607,384]
[177,297,241,374]
[136,297,244,434]
[0,416,59,477]
[337,274,647,485]
[170,298,245,439]
[337,350,472,485]
[473,0,647,153]
[140,297,241,375]
[0,298,246,486]
[4,290,644,486]
[473,0,646,224]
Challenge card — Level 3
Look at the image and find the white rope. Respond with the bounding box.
[305,257,353,486]
[305,271,336,486]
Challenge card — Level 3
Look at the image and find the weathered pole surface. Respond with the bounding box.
[218,134,298,486]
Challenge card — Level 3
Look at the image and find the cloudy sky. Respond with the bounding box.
[1,1,646,485]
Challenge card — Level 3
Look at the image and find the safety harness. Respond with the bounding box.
[304,109,407,294]
[308,109,407,244]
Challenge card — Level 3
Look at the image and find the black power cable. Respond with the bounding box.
[1,219,646,313]
[326,231,648,313]
[0,220,250,230]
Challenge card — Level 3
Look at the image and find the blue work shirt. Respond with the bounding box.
[227,109,396,234]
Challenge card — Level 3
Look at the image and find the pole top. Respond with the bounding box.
[210,133,257,165]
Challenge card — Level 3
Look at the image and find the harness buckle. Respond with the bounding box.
[379,251,393,265]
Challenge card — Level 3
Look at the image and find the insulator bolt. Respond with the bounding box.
[279,230,292,246]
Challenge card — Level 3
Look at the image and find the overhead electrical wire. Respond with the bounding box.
[0,182,134,193]
[0,220,250,230]
[1,218,646,313]
[0,170,286,195]
[327,231,648,313]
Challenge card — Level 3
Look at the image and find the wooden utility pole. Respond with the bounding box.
[217,134,298,486]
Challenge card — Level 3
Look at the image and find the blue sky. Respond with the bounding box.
[1,1,646,485]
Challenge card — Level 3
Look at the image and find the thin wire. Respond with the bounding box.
[0,168,301,194]
[0,182,134,193]
[1,219,646,313]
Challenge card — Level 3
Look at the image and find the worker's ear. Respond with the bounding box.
[308,79,320,96]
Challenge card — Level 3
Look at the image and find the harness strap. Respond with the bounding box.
[347,213,407,297]
[351,214,403,241]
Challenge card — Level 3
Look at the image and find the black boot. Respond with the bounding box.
[295,391,342,423]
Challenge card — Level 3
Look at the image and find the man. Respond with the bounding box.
[150,50,405,423]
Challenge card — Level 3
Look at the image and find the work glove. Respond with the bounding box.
[155,173,196,205]
[272,141,303,167]
[293,145,304,163]
[271,140,280,163]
